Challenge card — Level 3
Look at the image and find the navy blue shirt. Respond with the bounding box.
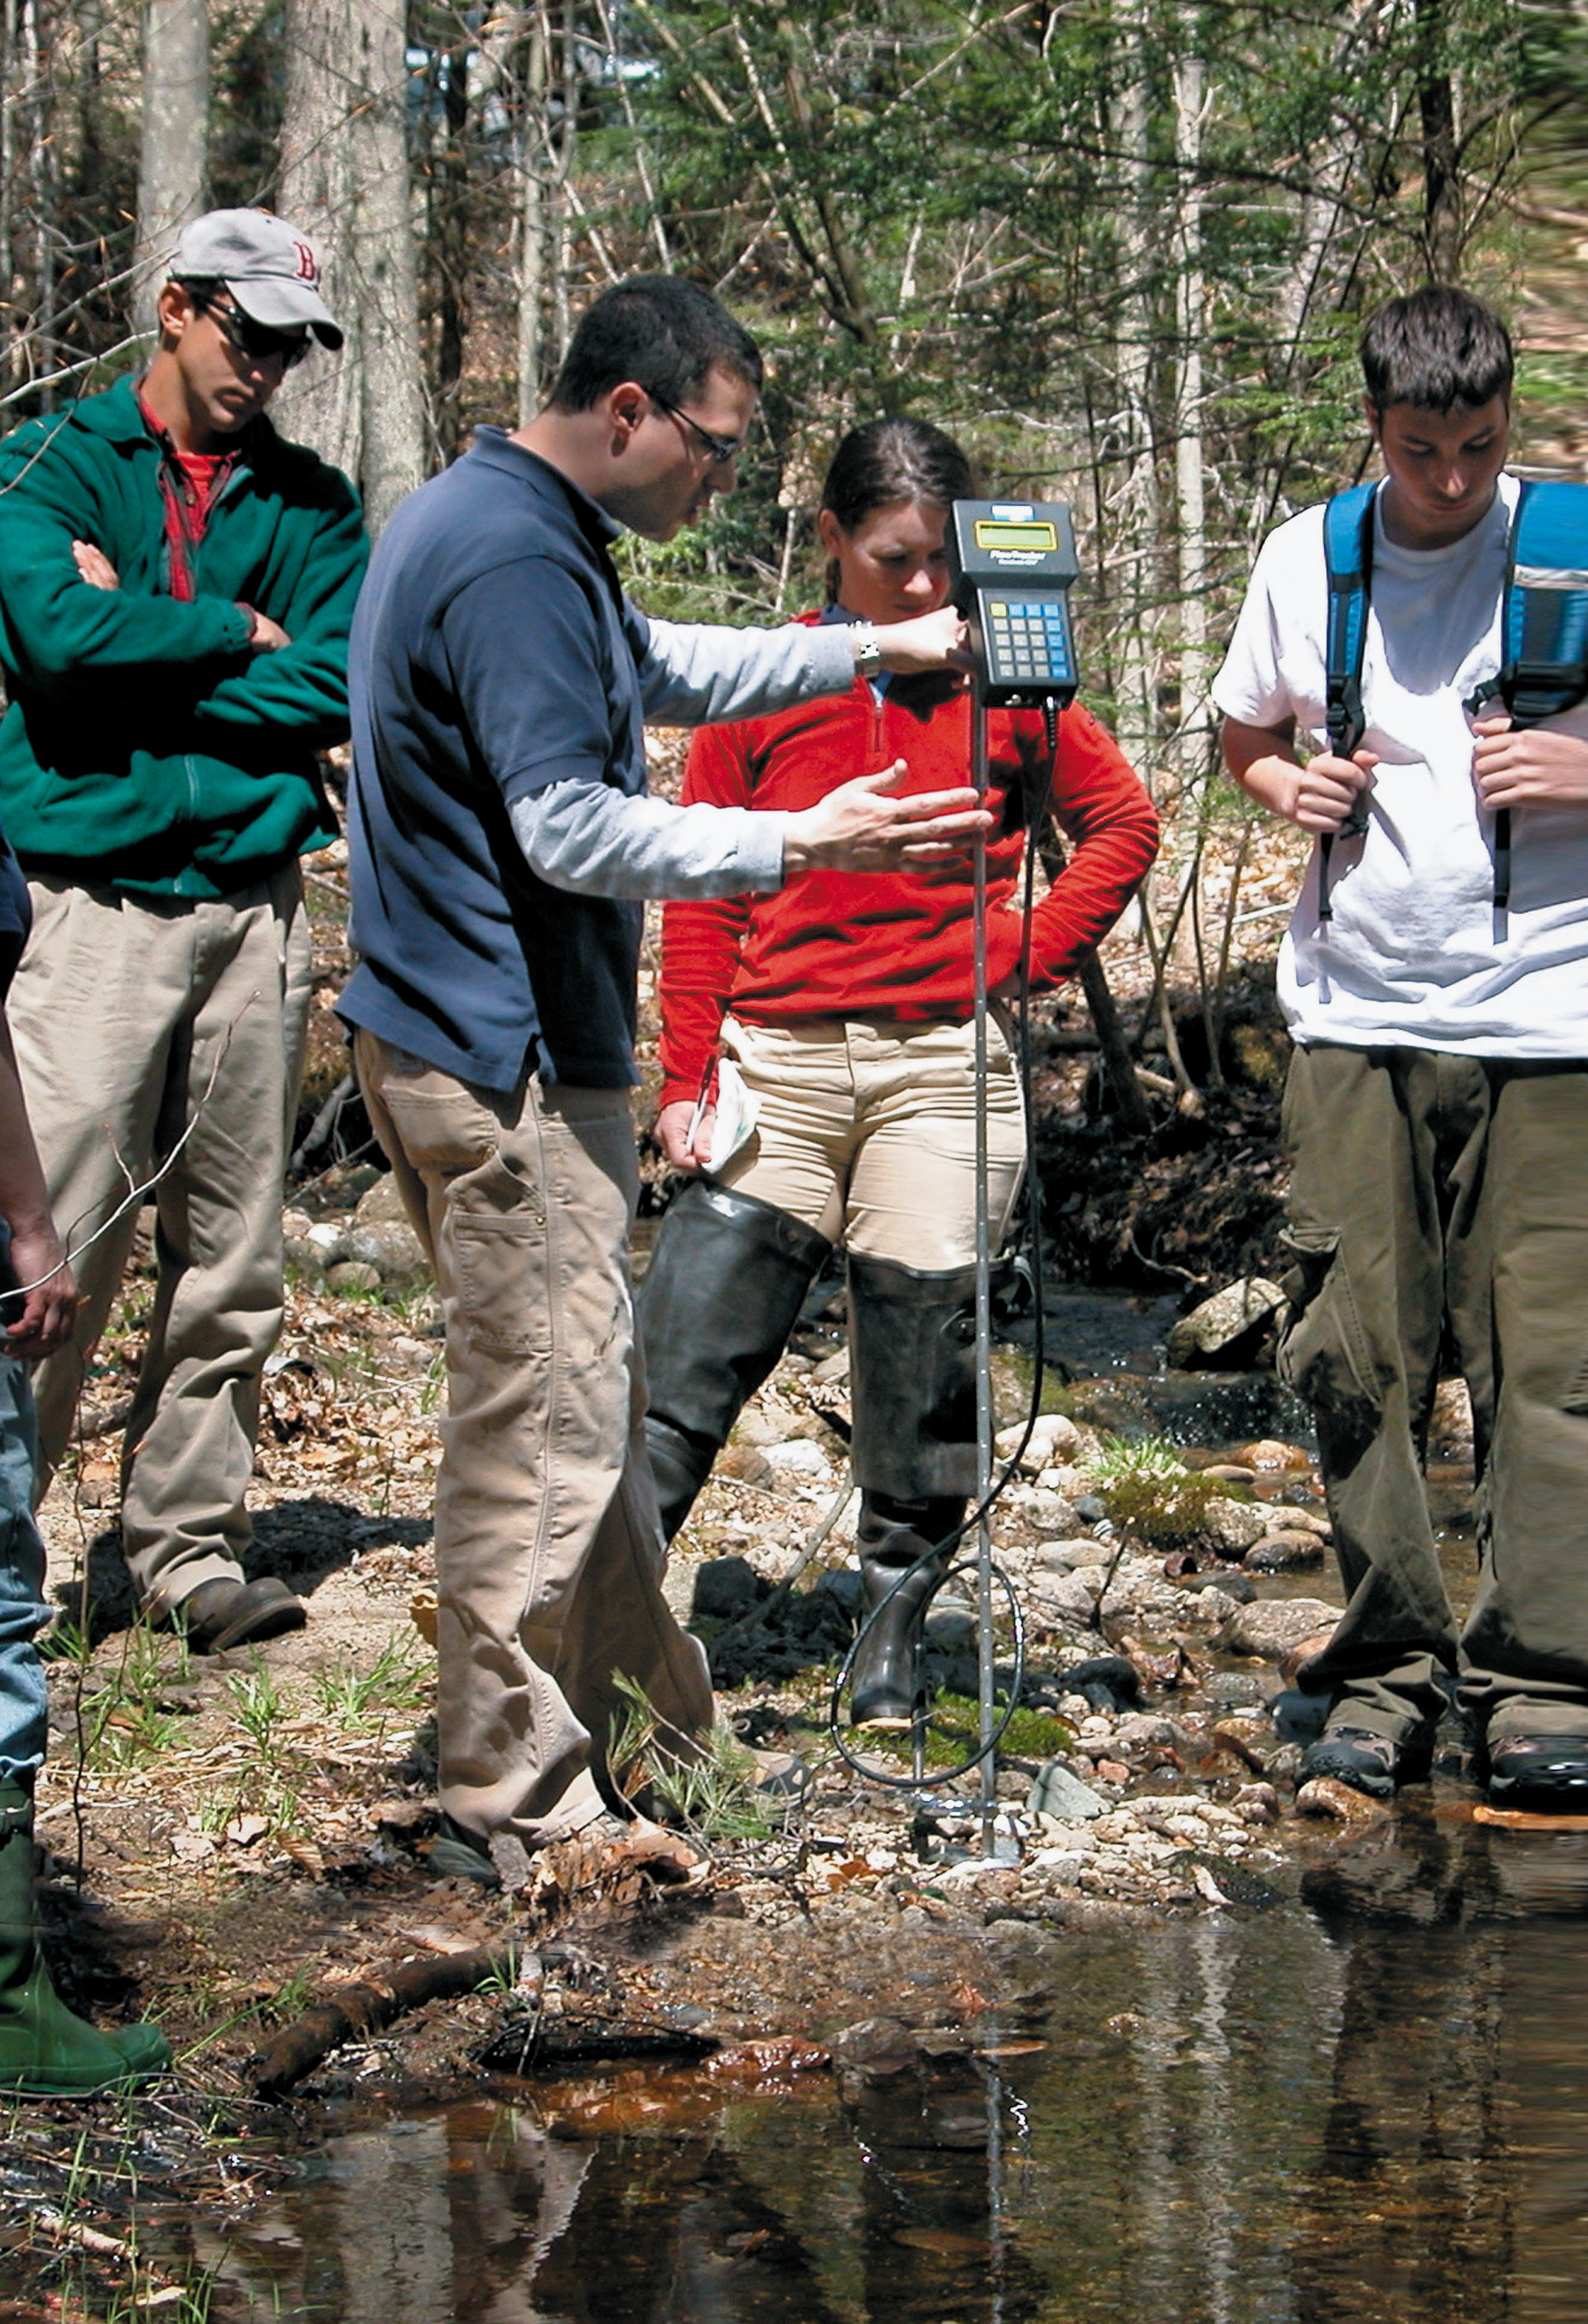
[0,829,28,1003]
[341,430,669,1091]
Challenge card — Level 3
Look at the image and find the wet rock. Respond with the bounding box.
[1183,1850,1288,1909]
[1221,1597,1341,1662]
[1244,1532,1324,1573]
[1267,1687,1330,1745]
[1201,1497,1269,1556]
[1294,1776,1391,1825]
[325,1259,381,1294]
[1059,1655,1141,1712]
[1176,1570,1255,1605]
[830,2017,918,2067]
[691,1556,770,1621]
[1200,1463,1256,1484]
[1211,1718,1269,1772]
[1177,1585,1241,1629]
[1165,1278,1286,1369]
[1206,1673,1269,1709]
[1230,1437,1311,1473]
[1026,1762,1109,1821]
[1233,1782,1280,1825]
[1279,1628,1342,1684]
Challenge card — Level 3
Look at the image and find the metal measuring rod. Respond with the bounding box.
[947,499,1081,1857]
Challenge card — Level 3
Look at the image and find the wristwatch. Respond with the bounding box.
[852,620,883,679]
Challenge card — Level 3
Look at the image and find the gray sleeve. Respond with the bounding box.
[639,617,856,726]
[509,777,788,900]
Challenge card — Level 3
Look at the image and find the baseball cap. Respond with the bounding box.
[170,209,344,350]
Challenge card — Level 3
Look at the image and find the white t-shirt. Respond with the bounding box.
[1212,474,1588,1056]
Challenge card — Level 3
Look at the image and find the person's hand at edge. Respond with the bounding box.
[782,760,991,874]
[656,1099,714,1173]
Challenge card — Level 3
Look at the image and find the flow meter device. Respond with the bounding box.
[947,499,1081,708]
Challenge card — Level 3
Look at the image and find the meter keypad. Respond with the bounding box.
[984,598,1072,688]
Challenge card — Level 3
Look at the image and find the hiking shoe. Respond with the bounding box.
[173,1576,307,1655]
[1485,1736,1588,1813]
[1300,1724,1432,1801]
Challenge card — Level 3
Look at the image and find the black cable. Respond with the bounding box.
[828,694,1063,1788]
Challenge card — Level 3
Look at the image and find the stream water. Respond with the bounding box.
[201,1825,1588,2323]
[192,1290,1576,2324]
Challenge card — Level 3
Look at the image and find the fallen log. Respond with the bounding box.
[252,1943,524,2098]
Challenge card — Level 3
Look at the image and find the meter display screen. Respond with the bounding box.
[973,520,1058,553]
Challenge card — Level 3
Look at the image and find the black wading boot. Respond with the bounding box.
[846,1254,980,1730]
[851,1492,966,1729]
[639,1180,832,1540]
[0,1777,170,2095]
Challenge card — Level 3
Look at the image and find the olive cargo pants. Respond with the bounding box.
[1279,1042,1588,1744]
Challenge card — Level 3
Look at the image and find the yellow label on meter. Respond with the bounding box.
[974,519,1059,553]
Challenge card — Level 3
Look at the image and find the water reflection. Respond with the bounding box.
[208,1817,1588,2323]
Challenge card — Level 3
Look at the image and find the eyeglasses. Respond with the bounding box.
[192,289,311,373]
[648,390,744,468]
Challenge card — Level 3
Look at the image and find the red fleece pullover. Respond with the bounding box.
[657,623,1159,1110]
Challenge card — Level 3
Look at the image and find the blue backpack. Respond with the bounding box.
[1320,476,1588,918]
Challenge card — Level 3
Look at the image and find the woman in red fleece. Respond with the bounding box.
[639,420,1157,1726]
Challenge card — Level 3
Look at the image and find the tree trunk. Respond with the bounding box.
[1415,0,1462,280]
[277,0,426,532]
[1172,34,1207,753]
[516,3,549,424]
[134,0,209,334]
[1109,0,1162,790]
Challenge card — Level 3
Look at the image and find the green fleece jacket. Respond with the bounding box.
[0,375,368,896]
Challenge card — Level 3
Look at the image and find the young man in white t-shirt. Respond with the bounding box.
[1213,286,1588,1812]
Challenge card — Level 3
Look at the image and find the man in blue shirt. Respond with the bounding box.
[343,276,985,1882]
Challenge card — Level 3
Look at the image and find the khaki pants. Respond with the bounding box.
[712,1013,1027,1267]
[355,1030,713,1848]
[1280,1042,1588,1743]
[11,869,311,1615]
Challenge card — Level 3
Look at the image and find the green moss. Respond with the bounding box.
[1103,1468,1230,1553]
[864,1692,1072,1771]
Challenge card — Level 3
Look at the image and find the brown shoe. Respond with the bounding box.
[174,1576,307,1655]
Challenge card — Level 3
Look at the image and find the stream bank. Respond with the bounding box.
[5,1203,1502,2314]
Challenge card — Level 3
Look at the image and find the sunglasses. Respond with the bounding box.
[192,289,311,372]
[648,390,745,467]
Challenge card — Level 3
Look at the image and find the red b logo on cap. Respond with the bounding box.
[293,241,316,283]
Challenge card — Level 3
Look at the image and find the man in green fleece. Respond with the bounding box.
[0,210,367,1653]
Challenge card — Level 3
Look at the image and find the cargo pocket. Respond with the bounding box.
[1275,1226,1382,1462]
[446,1150,553,1360]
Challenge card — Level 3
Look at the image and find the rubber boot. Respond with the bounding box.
[0,1778,170,2095]
[639,1180,832,1540]
[851,1492,966,1729]
[846,1255,980,1729]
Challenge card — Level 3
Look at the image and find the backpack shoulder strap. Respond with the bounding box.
[1322,481,1378,755]
[1495,479,1588,727]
